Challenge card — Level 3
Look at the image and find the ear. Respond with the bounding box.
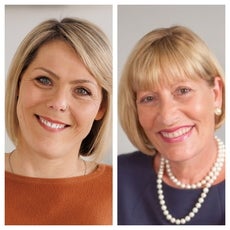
[95,102,106,121]
[212,76,223,108]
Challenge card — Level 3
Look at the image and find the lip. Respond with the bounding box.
[35,115,70,132]
[159,125,194,143]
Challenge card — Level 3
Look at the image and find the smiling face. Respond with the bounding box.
[136,77,222,162]
[16,40,104,158]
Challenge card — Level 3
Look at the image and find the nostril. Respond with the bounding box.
[47,103,68,112]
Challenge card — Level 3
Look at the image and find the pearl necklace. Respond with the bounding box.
[157,136,225,225]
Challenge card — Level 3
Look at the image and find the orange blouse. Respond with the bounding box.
[5,164,112,225]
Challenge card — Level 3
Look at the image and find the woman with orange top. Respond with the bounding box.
[5,17,112,225]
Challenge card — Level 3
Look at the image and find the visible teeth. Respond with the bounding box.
[161,127,192,138]
[40,117,65,129]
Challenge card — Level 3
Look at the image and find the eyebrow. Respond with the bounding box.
[34,67,98,86]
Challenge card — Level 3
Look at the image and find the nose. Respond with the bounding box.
[47,88,69,112]
[157,98,179,126]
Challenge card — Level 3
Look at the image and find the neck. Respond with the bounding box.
[9,144,87,178]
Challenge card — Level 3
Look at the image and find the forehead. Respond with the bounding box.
[26,40,96,80]
[36,40,78,61]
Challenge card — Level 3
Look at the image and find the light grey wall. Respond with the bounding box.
[118,5,225,154]
[5,5,112,164]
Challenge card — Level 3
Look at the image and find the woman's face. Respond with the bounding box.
[136,77,223,162]
[17,40,104,158]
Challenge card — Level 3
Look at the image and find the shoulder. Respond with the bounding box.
[95,164,112,183]
[101,164,112,175]
[118,151,152,162]
[118,151,154,180]
[118,151,153,170]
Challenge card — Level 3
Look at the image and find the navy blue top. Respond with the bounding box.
[118,151,225,225]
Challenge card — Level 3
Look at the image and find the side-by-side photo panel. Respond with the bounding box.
[118,5,225,225]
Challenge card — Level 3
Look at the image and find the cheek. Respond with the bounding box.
[16,98,34,127]
[18,84,42,109]
[190,96,215,120]
[182,94,216,132]
[137,107,154,130]
[16,86,44,123]
[70,103,101,139]
[16,100,30,133]
[71,102,102,124]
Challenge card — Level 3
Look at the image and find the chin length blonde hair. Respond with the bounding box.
[6,17,112,162]
[119,25,225,155]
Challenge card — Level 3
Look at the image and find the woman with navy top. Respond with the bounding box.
[118,25,225,225]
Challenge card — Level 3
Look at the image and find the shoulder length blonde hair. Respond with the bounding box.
[118,25,225,155]
[6,17,112,161]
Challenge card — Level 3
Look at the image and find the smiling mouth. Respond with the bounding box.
[35,115,70,130]
[160,126,193,139]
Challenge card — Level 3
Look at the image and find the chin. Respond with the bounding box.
[167,153,194,163]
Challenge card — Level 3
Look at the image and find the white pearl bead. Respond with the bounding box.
[164,210,169,215]
[158,190,163,195]
[160,200,165,205]
[206,182,211,188]
[197,182,202,187]
[181,219,186,224]
[176,219,181,225]
[166,214,172,220]
[201,193,207,198]
[157,184,162,189]
[191,184,197,189]
[157,178,161,183]
[192,207,198,213]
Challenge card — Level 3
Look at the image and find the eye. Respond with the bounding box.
[138,94,158,104]
[175,87,192,96]
[74,87,92,96]
[142,96,154,103]
[35,76,52,86]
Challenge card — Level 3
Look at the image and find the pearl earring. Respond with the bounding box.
[215,108,222,116]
